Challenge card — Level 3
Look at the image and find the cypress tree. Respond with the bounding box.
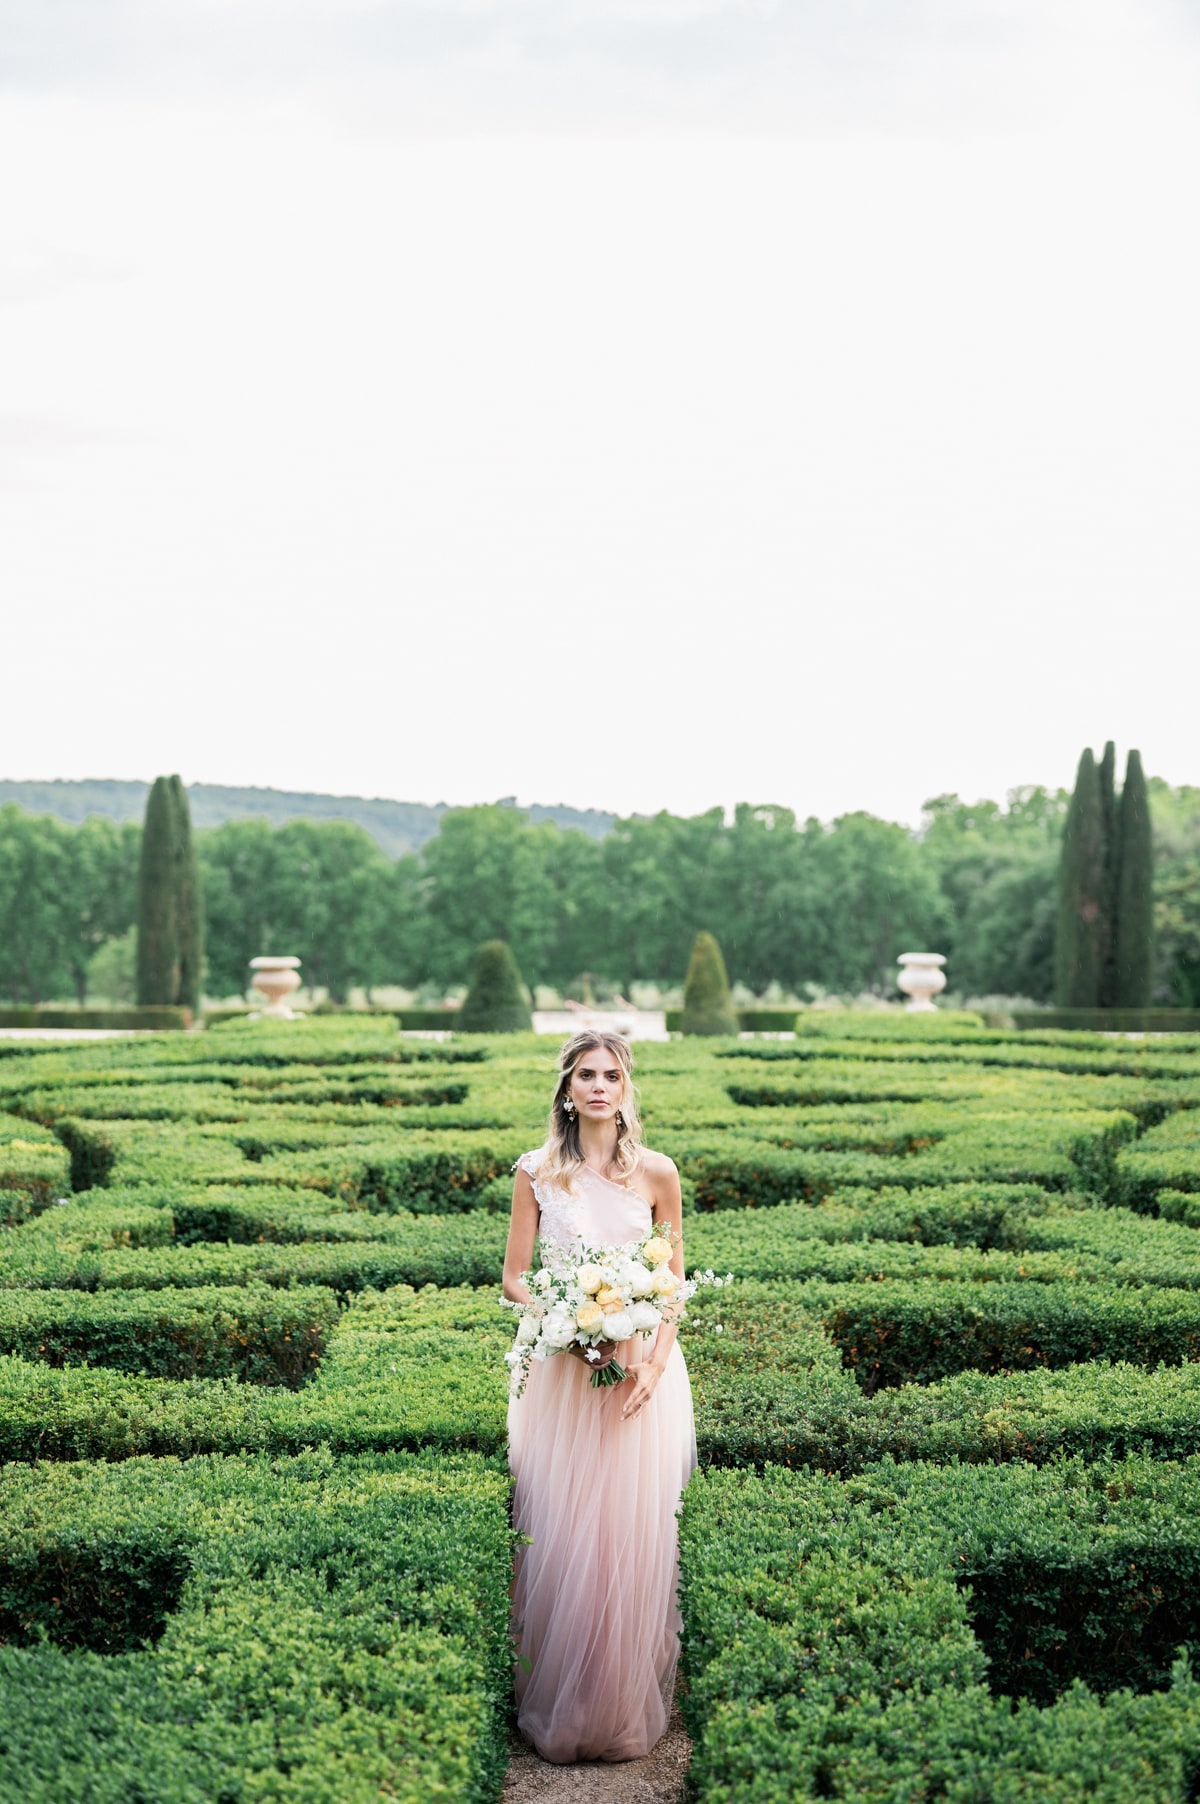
[170,775,204,1014]
[1055,748,1106,1007]
[1114,749,1155,1006]
[680,930,739,1036]
[1097,740,1118,1008]
[458,940,532,1032]
[136,776,179,1006]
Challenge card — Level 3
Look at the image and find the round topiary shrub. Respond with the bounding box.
[680,931,738,1036]
[458,940,533,1033]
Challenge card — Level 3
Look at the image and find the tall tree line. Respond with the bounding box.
[0,806,139,1004]
[0,782,1194,1005]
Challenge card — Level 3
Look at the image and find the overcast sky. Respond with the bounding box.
[3,1,1198,826]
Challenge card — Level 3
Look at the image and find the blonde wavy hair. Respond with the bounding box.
[537,1030,643,1195]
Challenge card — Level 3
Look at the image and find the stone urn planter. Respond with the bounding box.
[897,952,947,1013]
[249,956,303,1019]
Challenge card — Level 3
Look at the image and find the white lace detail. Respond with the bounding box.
[517,1149,569,1212]
[517,1149,584,1246]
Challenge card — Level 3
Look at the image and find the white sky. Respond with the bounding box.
[3,0,1198,826]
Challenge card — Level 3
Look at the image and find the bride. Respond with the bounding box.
[503,1030,698,1764]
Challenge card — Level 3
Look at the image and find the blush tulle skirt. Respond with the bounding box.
[507,1334,697,1763]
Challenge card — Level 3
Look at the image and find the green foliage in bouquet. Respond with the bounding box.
[458,939,532,1033]
[680,931,738,1036]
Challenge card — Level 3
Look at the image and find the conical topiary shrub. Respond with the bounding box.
[135,773,206,1013]
[680,931,738,1036]
[170,775,204,1015]
[1114,749,1154,1007]
[1055,748,1106,1007]
[458,940,532,1032]
[136,776,179,1006]
[1055,742,1157,1011]
[1097,739,1118,1008]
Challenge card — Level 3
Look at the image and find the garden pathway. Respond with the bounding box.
[0,1027,139,1039]
[502,1705,690,1804]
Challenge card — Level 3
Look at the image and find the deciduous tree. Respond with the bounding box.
[62,818,139,1004]
[0,807,71,1003]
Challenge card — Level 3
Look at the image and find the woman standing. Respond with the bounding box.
[503,1031,697,1764]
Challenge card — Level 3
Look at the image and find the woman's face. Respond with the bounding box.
[567,1044,625,1124]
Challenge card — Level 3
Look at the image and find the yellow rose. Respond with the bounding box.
[595,1287,623,1310]
[642,1238,673,1266]
[576,1264,604,1294]
[649,1268,676,1296]
[575,1302,604,1334]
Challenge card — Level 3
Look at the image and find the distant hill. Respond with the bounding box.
[0,780,616,858]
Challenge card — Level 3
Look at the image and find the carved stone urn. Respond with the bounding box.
[249,956,302,1019]
[897,952,947,1013]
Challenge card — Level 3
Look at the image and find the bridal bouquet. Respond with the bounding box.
[503,1227,731,1395]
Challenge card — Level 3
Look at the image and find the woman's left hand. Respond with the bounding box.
[621,1361,663,1422]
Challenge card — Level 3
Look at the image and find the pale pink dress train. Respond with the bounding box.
[508,1150,698,1764]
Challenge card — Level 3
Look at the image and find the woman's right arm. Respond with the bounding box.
[502,1167,539,1307]
[503,1168,614,1368]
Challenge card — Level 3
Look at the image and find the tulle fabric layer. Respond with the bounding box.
[508,1332,697,1763]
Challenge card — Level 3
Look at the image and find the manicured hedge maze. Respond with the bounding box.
[679,1458,1200,1802]
[0,1449,512,1804]
[2,1012,1200,1796]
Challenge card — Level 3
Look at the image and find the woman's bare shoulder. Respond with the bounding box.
[635,1146,679,1187]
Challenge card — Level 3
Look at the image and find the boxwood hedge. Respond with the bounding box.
[679,1456,1200,1803]
[0,1448,513,1804]
[2,1014,1200,1798]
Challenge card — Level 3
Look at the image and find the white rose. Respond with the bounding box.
[628,1301,660,1334]
[541,1314,576,1349]
[601,1310,634,1341]
[576,1264,604,1294]
[626,1264,654,1298]
[516,1315,540,1345]
[533,1269,552,1290]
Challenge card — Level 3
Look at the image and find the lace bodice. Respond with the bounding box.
[518,1148,654,1254]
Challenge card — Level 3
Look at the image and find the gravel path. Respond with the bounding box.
[502,1705,690,1804]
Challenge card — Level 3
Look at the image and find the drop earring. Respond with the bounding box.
[564,1097,576,1118]
[615,1109,624,1130]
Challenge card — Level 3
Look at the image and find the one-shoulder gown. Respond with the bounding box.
[508,1151,698,1763]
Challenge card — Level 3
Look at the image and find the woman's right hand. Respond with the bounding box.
[569,1341,616,1369]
